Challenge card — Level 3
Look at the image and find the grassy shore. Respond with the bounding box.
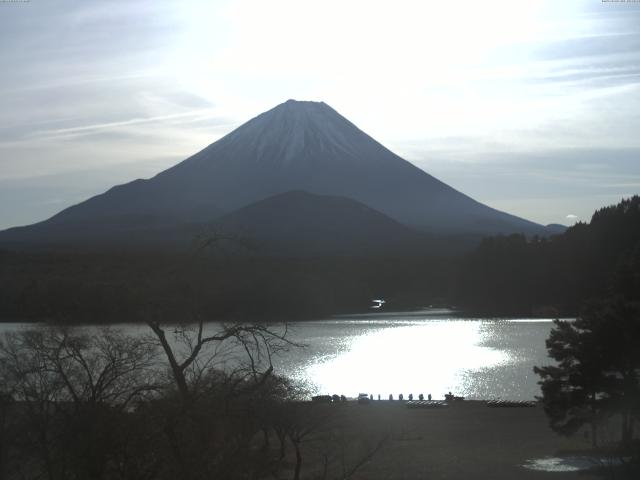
[280,400,602,480]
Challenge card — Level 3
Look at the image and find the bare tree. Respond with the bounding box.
[277,402,334,480]
[319,429,388,480]
[144,231,299,403]
[0,327,160,480]
[146,319,296,403]
[280,403,388,480]
[0,381,13,480]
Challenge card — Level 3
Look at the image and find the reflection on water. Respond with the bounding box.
[274,310,558,400]
[0,310,559,400]
[522,456,625,472]
[303,322,505,397]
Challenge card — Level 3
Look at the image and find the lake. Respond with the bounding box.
[275,309,559,401]
[0,309,561,401]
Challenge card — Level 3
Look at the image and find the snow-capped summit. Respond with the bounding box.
[212,100,364,166]
[179,99,396,171]
[0,99,549,250]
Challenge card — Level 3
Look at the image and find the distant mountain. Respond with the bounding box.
[0,99,551,251]
[545,223,568,235]
[213,190,426,256]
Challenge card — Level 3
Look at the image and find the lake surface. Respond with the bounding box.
[275,309,558,400]
[0,309,561,400]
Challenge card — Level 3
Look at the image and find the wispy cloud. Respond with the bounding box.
[27,110,227,141]
[0,0,639,229]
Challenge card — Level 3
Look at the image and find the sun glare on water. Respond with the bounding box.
[298,321,508,398]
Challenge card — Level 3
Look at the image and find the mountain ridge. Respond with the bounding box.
[213,190,427,256]
[0,99,551,251]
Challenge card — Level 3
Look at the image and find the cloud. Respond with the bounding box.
[0,0,639,229]
[28,110,223,141]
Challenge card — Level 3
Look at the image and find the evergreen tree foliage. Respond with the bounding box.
[456,196,640,315]
[534,299,640,447]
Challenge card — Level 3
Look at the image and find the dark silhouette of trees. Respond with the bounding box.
[0,327,160,480]
[146,320,294,405]
[456,195,640,315]
[2,196,639,323]
[0,324,388,480]
[0,246,456,325]
[140,318,302,479]
[534,299,640,449]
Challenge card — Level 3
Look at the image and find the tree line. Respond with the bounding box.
[3,196,639,323]
[454,195,640,315]
[530,197,640,471]
[0,249,455,324]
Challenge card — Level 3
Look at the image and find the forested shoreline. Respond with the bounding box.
[455,195,640,315]
[1,196,638,324]
[0,251,456,324]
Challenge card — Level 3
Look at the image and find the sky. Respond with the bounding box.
[1,0,639,229]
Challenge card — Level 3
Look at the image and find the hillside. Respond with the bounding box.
[454,196,640,315]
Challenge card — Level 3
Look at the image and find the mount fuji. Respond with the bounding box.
[0,99,551,252]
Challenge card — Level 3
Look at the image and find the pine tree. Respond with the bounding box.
[534,299,640,448]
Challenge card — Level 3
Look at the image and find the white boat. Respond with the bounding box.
[370,298,386,309]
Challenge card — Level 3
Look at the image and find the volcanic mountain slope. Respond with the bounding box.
[0,99,549,250]
[213,190,427,256]
[0,191,431,255]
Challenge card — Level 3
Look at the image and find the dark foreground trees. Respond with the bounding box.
[535,299,640,452]
[0,325,385,480]
[0,327,160,480]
